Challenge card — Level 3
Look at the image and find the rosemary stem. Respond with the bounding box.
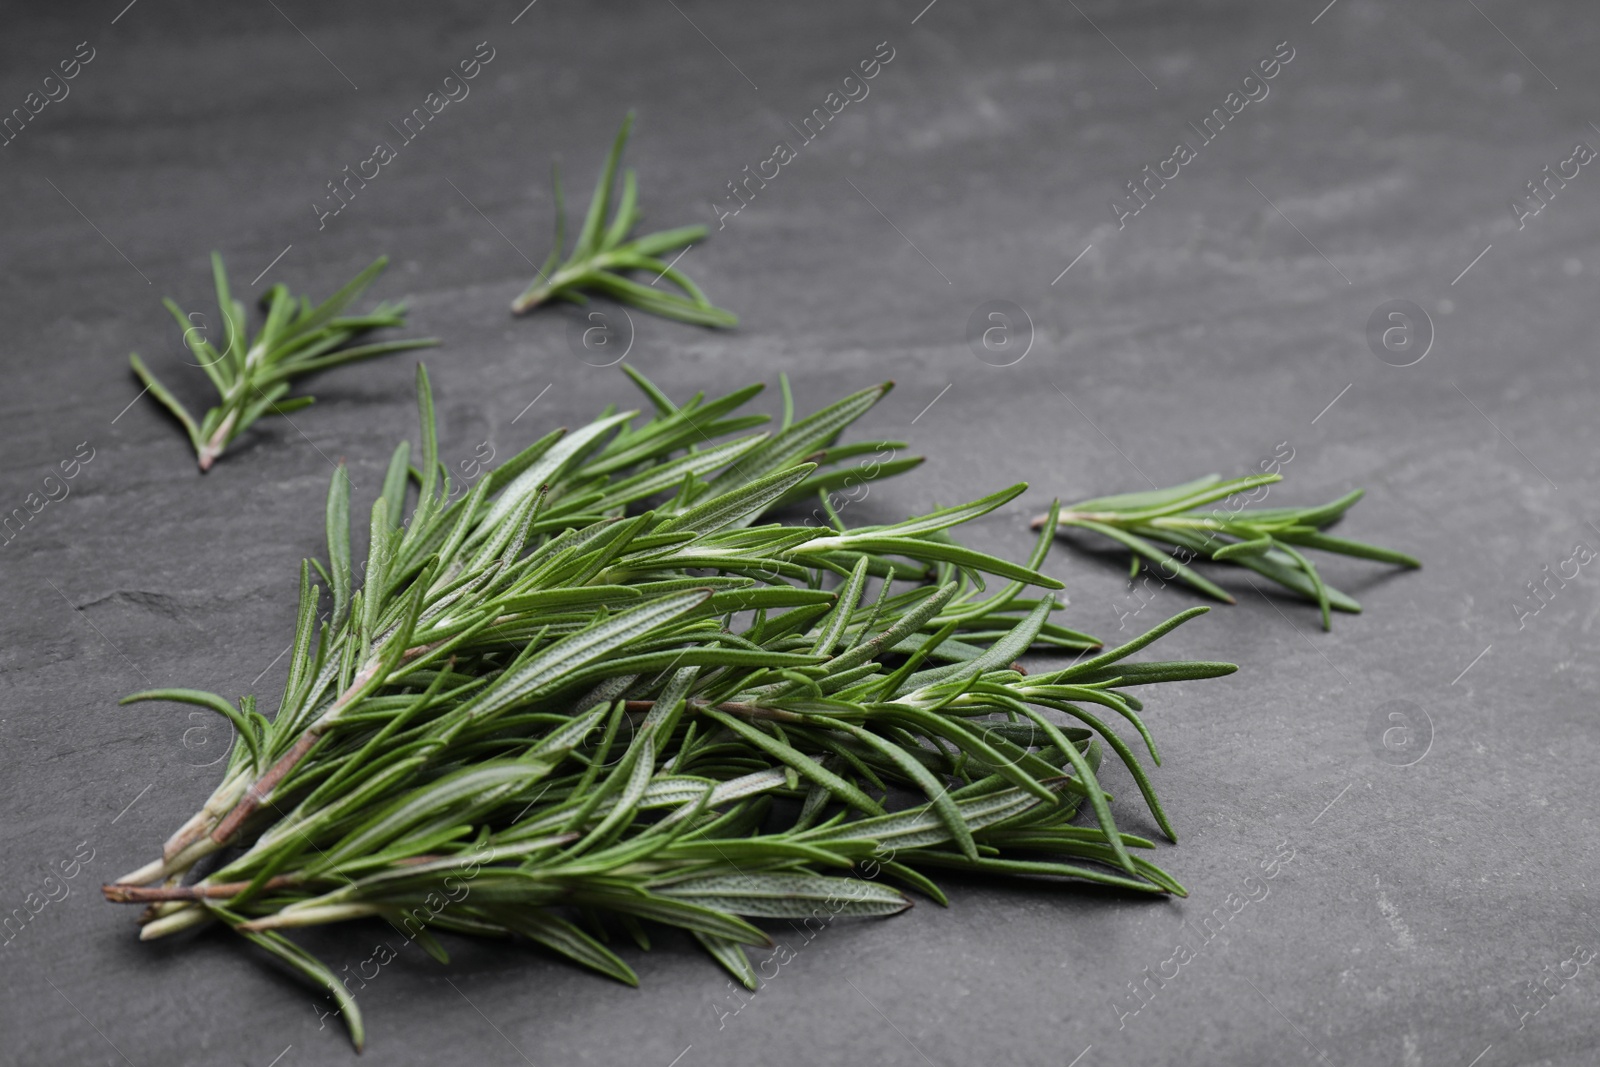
[209,729,323,844]
[1032,512,1103,529]
[206,640,423,848]
[114,818,235,889]
[512,265,588,313]
[139,905,213,941]
[113,856,171,888]
[103,874,299,903]
[1147,516,1229,533]
[162,765,251,860]
[237,903,382,932]
[158,834,229,886]
[510,284,551,314]
[512,266,585,313]
[197,409,238,471]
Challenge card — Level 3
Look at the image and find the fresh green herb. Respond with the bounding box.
[105,367,1233,1049]
[511,112,737,327]
[1039,473,1420,630]
[129,254,437,471]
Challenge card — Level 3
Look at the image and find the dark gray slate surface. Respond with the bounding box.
[1,1,1596,1064]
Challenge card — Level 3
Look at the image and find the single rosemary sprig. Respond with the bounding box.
[1038,473,1420,630]
[511,112,737,327]
[105,366,1234,1050]
[129,254,437,471]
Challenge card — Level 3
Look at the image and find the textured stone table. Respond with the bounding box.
[1,1,1595,1064]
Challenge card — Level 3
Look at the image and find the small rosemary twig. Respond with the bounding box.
[511,112,736,327]
[1038,472,1420,629]
[129,254,436,471]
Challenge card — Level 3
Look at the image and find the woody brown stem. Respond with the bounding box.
[210,730,321,843]
[161,767,250,861]
[208,642,421,845]
[103,874,298,903]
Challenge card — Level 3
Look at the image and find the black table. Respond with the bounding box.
[2,2,1594,1064]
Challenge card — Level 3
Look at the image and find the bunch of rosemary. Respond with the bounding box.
[106,367,1234,1049]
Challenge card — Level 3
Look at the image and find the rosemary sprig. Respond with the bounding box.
[511,112,737,327]
[105,367,1234,1049]
[1038,473,1420,629]
[129,254,437,471]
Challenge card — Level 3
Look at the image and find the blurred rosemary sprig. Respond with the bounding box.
[129,254,436,471]
[511,112,736,327]
[1038,473,1420,630]
[105,366,1233,1049]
